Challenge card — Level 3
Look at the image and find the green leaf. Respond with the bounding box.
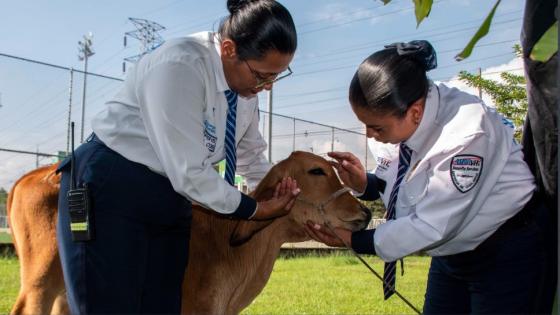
[455,0,501,61]
[413,0,433,27]
[530,21,558,62]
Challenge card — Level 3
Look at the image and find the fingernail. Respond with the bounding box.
[313,224,321,230]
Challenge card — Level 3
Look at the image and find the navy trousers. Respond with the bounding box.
[57,136,192,314]
[423,203,546,314]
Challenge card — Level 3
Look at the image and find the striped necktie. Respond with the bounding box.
[383,142,413,299]
[224,90,238,186]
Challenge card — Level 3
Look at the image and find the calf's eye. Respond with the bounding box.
[308,168,326,176]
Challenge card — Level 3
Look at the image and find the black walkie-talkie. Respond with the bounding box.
[67,122,93,241]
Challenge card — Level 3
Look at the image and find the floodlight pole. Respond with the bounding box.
[78,33,94,143]
[66,68,74,154]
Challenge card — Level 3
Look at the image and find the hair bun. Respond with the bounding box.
[227,0,257,14]
[384,40,438,71]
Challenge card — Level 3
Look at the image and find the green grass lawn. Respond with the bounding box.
[0,253,430,314]
[0,232,12,244]
[0,255,19,314]
[243,254,429,314]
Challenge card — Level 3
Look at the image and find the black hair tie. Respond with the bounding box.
[384,40,437,72]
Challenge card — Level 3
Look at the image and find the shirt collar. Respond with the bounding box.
[210,32,229,93]
[403,81,439,154]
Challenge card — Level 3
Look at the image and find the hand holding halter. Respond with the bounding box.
[300,186,422,315]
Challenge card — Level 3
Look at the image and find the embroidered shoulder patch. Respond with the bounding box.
[450,155,483,193]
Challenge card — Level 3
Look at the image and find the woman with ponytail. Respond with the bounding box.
[306,40,544,314]
[56,1,299,314]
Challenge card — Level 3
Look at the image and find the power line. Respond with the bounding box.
[161,0,398,38]
[272,127,365,140]
[135,0,185,19]
[0,54,124,146]
[276,86,347,99]
[0,53,124,82]
[296,1,394,29]
[0,77,119,146]
[431,67,523,81]
[293,16,521,67]
[276,64,523,114]
[123,18,166,72]
[277,35,520,101]
[293,9,521,64]
[0,147,58,158]
[0,81,120,149]
[291,48,516,79]
[299,0,452,35]
[259,110,365,136]
[300,5,414,35]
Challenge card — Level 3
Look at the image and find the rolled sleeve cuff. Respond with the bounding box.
[231,192,257,219]
[357,173,381,201]
[351,229,376,255]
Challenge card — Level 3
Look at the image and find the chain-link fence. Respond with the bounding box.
[0,53,372,193]
[259,110,371,166]
[0,188,6,229]
[0,215,6,229]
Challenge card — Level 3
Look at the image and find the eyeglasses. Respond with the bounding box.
[244,60,293,89]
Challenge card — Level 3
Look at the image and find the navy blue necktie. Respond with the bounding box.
[224,90,238,186]
[383,142,413,299]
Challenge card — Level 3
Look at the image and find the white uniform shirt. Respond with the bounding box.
[369,82,535,261]
[92,31,271,215]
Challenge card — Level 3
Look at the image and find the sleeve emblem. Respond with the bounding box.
[450,155,483,193]
[203,119,217,153]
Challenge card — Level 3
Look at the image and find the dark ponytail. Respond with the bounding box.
[349,40,437,117]
[219,0,297,61]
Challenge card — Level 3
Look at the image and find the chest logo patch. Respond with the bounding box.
[376,156,392,172]
[450,155,483,193]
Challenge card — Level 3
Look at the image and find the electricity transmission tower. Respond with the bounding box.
[123,18,166,73]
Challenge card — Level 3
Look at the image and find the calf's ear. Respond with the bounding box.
[229,159,289,246]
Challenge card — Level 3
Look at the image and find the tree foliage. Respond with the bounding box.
[379,0,557,62]
[458,63,528,141]
[361,199,386,219]
[0,188,6,217]
[0,188,6,204]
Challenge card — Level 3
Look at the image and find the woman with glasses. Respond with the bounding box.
[56,0,299,314]
[306,41,544,314]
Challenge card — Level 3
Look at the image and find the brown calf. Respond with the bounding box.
[8,151,371,315]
